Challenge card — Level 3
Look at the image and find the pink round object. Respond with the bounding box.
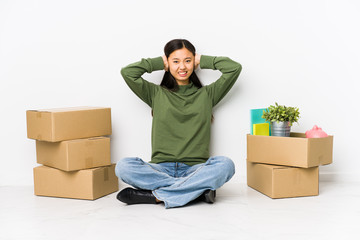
[305,125,328,138]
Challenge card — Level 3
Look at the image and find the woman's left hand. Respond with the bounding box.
[162,55,169,72]
[195,53,201,69]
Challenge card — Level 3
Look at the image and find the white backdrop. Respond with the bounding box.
[1,0,359,186]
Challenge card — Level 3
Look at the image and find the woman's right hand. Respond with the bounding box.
[195,53,201,69]
[162,55,169,72]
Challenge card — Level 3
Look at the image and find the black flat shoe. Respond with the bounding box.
[202,190,216,203]
[116,187,157,205]
[192,190,216,204]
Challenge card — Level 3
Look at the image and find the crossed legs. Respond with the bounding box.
[115,156,235,209]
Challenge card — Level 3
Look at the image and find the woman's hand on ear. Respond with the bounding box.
[195,53,201,69]
[162,55,169,72]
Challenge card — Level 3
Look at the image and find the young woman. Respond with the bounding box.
[116,39,242,209]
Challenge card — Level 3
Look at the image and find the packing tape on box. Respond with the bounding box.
[317,155,324,165]
[89,137,100,141]
[104,167,109,181]
[85,157,93,168]
[36,112,42,118]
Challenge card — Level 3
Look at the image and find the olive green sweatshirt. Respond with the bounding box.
[121,55,241,165]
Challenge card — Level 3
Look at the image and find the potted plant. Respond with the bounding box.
[262,102,300,137]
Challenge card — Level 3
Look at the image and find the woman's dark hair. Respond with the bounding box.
[161,39,202,91]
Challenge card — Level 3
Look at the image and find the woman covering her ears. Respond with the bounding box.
[115,39,242,209]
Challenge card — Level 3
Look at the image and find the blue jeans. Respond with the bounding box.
[115,156,235,209]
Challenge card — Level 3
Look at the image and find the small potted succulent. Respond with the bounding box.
[262,102,300,137]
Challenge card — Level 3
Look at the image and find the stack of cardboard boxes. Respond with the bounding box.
[247,133,333,198]
[26,107,119,200]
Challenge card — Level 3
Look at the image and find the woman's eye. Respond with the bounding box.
[173,61,178,63]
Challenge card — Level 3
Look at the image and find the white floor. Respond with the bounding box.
[1,181,359,240]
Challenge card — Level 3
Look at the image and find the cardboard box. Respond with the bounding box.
[247,133,333,168]
[27,107,112,142]
[36,137,111,171]
[247,161,319,199]
[34,164,119,200]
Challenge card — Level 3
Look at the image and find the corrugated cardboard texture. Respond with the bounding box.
[247,133,333,168]
[33,164,119,200]
[247,161,319,199]
[27,107,112,142]
[36,137,111,171]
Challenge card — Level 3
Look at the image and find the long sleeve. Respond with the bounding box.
[201,55,242,107]
[120,57,164,107]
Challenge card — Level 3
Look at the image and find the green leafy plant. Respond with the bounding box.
[262,102,300,126]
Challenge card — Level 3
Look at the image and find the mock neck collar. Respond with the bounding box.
[176,82,197,94]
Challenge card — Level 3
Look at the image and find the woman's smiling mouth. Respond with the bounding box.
[178,71,188,77]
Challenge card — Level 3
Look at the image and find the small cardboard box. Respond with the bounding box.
[247,161,319,199]
[36,137,111,171]
[247,133,333,168]
[34,164,119,200]
[27,106,112,142]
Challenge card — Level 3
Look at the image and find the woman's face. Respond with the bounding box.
[168,47,194,85]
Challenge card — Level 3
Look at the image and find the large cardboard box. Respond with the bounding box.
[36,137,111,171]
[33,164,119,200]
[247,133,333,168]
[247,161,319,199]
[27,107,112,142]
